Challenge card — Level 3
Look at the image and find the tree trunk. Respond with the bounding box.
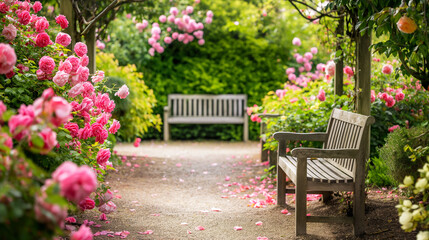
[356,32,371,116]
[334,17,344,96]
[60,0,78,50]
[84,26,97,74]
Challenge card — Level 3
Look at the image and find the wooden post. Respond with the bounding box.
[60,0,77,49]
[356,32,371,116]
[334,17,344,96]
[84,27,97,74]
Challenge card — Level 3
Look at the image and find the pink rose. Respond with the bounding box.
[343,66,354,76]
[71,225,93,240]
[1,132,12,149]
[0,100,6,118]
[325,61,335,77]
[96,113,109,125]
[91,70,104,83]
[32,1,42,13]
[77,66,89,82]
[96,148,111,167]
[198,39,205,45]
[38,127,57,154]
[395,91,405,101]
[64,122,79,138]
[2,24,17,41]
[39,56,55,74]
[59,60,72,74]
[81,82,94,98]
[80,97,93,112]
[115,85,129,99]
[35,32,51,48]
[292,37,301,46]
[0,3,9,13]
[78,197,95,211]
[99,213,107,221]
[50,96,72,126]
[109,120,121,134]
[205,17,212,24]
[288,73,296,81]
[382,64,393,75]
[98,201,117,214]
[18,10,31,25]
[97,189,114,206]
[74,42,87,57]
[67,56,80,74]
[385,95,396,107]
[35,17,49,33]
[317,89,326,102]
[69,83,84,98]
[55,162,97,203]
[134,137,141,147]
[53,71,69,87]
[92,123,108,144]
[96,40,105,50]
[80,55,89,67]
[207,10,214,18]
[55,14,69,29]
[0,43,16,74]
[78,123,93,140]
[170,7,179,16]
[388,125,400,132]
[159,15,167,23]
[371,90,376,103]
[65,217,76,223]
[55,32,71,47]
[8,111,33,140]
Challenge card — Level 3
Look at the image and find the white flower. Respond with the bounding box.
[403,200,412,208]
[403,176,414,186]
[417,231,429,240]
[415,178,428,192]
[399,211,413,229]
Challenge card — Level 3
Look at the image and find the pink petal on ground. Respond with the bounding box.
[234,226,243,231]
[94,224,102,228]
[134,164,140,167]
[107,234,114,237]
[195,226,205,231]
[187,230,192,234]
[203,171,209,174]
[130,169,135,172]
[151,213,160,216]
[306,214,311,216]
[113,190,119,193]
[255,221,263,226]
[281,209,289,214]
[138,230,154,235]
[116,195,122,199]
[130,209,136,212]
[211,207,221,212]
[225,176,231,181]
[162,177,167,181]
[126,162,132,167]
[257,237,269,240]
[176,163,182,167]
[179,178,184,182]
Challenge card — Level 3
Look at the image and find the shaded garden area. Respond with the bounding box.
[0,0,428,239]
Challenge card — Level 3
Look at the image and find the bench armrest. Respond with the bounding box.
[164,106,169,112]
[273,132,328,142]
[291,147,359,159]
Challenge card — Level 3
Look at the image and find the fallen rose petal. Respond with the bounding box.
[176,163,182,167]
[151,213,160,216]
[94,224,102,228]
[257,237,269,240]
[211,207,221,212]
[139,230,153,235]
[195,226,205,231]
[181,222,188,225]
[234,226,243,231]
[281,209,289,214]
[255,221,263,226]
[187,230,192,234]
[130,209,135,211]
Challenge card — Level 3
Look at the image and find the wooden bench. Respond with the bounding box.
[274,108,375,236]
[163,94,248,141]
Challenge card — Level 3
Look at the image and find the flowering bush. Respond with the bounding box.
[0,1,136,238]
[396,156,429,238]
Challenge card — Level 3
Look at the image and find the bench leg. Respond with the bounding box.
[261,140,268,162]
[243,117,248,142]
[276,165,286,205]
[269,150,277,167]
[353,186,366,236]
[295,158,307,236]
[163,121,169,141]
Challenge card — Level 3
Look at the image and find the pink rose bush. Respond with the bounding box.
[0,1,129,238]
[134,2,212,55]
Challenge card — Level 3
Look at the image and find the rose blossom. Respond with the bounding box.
[317,89,326,101]
[96,113,109,125]
[32,1,42,13]
[388,125,400,132]
[50,96,72,126]
[371,90,376,103]
[71,225,93,240]
[77,66,89,82]
[115,85,129,99]
[134,137,141,147]
[55,32,71,47]
[109,120,120,134]
[67,56,80,73]
[343,66,354,76]
[39,56,55,74]
[99,213,107,221]
[35,32,51,48]
[395,91,405,101]
[92,122,108,144]
[0,3,9,13]
[38,127,57,154]
[34,194,68,229]
[91,70,104,83]
[80,55,89,67]
[292,37,301,46]
[78,197,95,211]
[53,71,69,87]
[96,148,111,167]
[0,43,16,74]
[55,14,69,29]
[78,123,92,140]
[18,10,31,25]
[98,201,117,214]
[53,161,97,203]
[68,83,84,98]
[0,100,6,118]
[325,61,335,77]
[2,24,17,41]
[382,64,393,75]
[35,17,49,33]
[74,42,88,57]
[64,122,79,137]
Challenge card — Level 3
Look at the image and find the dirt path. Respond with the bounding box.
[76,141,417,240]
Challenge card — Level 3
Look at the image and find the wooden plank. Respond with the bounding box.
[178,98,182,116]
[234,99,238,117]
[184,98,188,117]
[173,98,177,116]
[228,99,232,117]
[238,99,243,117]
[213,99,217,116]
[193,98,197,117]
[198,98,202,117]
[208,98,212,116]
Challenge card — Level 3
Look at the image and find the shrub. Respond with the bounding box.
[366,156,395,187]
[379,125,429,184]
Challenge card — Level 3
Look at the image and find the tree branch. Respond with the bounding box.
[81,0,119,36]
[288,0,346,21]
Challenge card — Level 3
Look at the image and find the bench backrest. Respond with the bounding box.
[167,94,247,118]
[323,109,375,176]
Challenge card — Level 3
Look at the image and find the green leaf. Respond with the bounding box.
[31,134,44,148]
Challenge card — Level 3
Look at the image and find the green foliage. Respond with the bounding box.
[366,156,395,187]
[96,53,162,141]
[104,0,325,140]
[379,126,429,184]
